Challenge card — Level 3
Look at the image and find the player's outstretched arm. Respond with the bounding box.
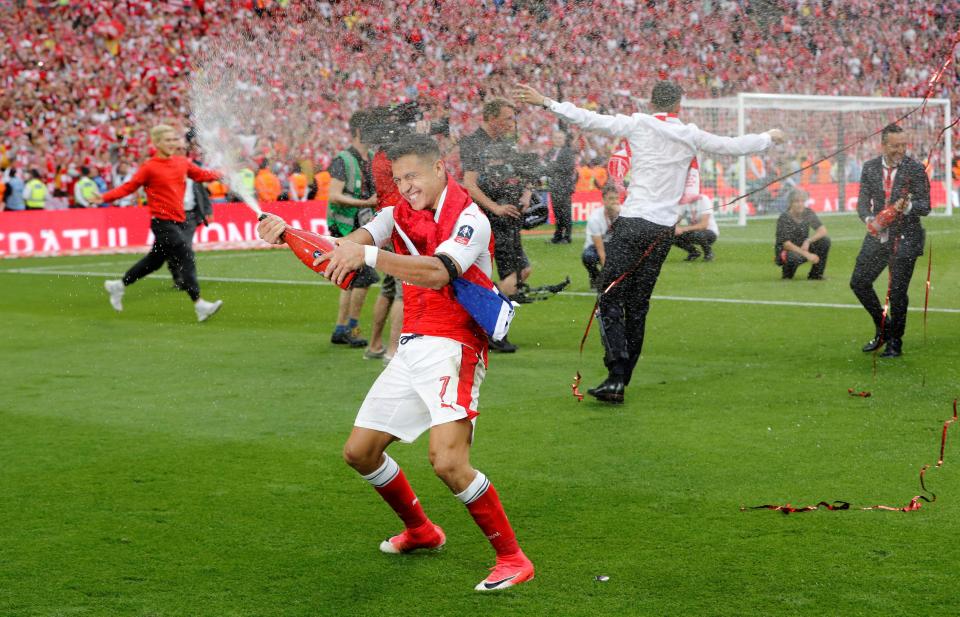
[513,83,639,138]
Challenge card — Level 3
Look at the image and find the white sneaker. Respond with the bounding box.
[195,299,223,322]
[104,279,124,312]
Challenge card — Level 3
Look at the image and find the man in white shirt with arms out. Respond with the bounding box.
[258,134,534,592]
[515,81,784,403]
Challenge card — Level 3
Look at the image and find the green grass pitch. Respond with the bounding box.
[1,213,958,616]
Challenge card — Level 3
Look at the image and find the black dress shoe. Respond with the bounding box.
[489,336,517,353]
[880,338,902,358]
[683,252,701,262]
[587,379,625,403]
[861,332,884,353]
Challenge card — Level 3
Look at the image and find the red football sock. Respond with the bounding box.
[460,473,521,557]
[363,454,429,530]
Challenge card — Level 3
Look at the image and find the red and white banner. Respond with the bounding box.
[569,181,950,220]
[0,201,329,258]
[1,182,951,258]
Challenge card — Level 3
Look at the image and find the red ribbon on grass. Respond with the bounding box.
[745,399,958,514]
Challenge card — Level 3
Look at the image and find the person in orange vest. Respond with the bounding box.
[746,154,766,184]
[288,163,308,201]
[590,161,608,192]
[207,178,229,203]
[254,160,282,203]
[800,153,815,185]
[314,167,332,201]
[575,164,596,192]
[815,158,832,184]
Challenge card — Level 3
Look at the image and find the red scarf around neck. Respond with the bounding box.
[391,175,494,275]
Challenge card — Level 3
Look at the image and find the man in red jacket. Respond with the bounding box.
[258,134,534,592]
[93,125,224,322]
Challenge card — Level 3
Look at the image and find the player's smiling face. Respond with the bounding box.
[393,153,446,211]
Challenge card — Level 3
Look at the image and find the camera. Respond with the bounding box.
[363,102,450,146]
[476,142,548,228]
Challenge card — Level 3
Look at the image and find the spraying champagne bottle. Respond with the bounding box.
[259,214,356,289]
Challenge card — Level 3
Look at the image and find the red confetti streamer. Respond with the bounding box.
[847,388,872,398]
[745,399,958,514]
[740,501,850,515]
[937,399,958,468]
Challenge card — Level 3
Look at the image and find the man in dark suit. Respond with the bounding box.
[850,124,930,358]
[545,129,578,243]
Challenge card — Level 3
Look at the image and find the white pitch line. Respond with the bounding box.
[2,267,958,314]
[0,268,334,287]
[4,251,269,272]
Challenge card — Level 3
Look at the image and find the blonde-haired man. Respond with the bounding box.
[94,125,224,322]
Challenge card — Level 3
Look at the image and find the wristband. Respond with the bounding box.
[364,245,378,268]
[542,97,554,109]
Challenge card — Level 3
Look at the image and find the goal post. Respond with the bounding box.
[682,93,953,225]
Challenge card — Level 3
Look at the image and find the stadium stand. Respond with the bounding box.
[0,0,957,205]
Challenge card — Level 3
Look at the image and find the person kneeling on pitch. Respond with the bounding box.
[582,183,621,290]
[674,195,718,262]
[257,134,534,592]
[774,189,830,280]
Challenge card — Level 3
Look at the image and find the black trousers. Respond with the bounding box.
[674,229,717,255]
[168,208,203,286]
[582,244,602,288]
[551,191,573,241]
[597,217,674,386]
[778,237,831,279]
[490,215,529,280]
[124,218,201,301]
[850,235,919,340]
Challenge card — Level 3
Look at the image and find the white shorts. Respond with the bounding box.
[354,334,486,443]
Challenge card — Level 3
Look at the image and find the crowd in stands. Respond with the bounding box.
[1,0,958,210]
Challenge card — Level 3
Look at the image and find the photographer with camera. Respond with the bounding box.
[460,99,533,353]
[327,110,380,348]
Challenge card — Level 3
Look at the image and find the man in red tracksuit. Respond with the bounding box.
[94,125,224,322]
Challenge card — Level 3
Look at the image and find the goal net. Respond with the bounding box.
[681,93,953,225]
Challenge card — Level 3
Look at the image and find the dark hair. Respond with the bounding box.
[80,166,90,177]
[30,168,41,179]
[650,81,684,112]
[386,134,441,162]
[482,98,516,121]
[7,168,16,178]
[348,110,369,137]
[881,123,904,144]
[600,182,620,197]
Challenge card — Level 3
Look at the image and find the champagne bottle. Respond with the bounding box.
[260,215,356,289]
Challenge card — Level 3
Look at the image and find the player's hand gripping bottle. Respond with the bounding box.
[259,215,356,289]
